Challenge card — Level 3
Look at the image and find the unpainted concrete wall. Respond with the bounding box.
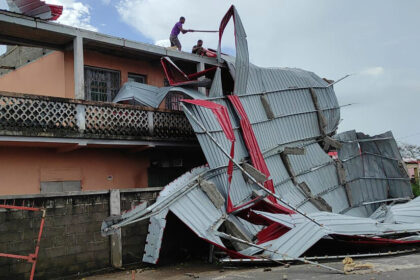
[0,190,158,280]
[0,46,48,76]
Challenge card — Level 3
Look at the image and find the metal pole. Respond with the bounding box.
[190,30,218,33]
[182,104,324,228]
[214,231,344,274]
[30,209,46,280]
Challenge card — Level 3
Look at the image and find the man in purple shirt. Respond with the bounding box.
[170,16,191,51]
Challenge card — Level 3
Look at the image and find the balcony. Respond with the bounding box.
[0,91,196,144]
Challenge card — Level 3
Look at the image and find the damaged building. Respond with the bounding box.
[0,2,419,279]
[102,5,420,274]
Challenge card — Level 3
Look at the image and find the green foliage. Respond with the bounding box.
[412,183,420,197]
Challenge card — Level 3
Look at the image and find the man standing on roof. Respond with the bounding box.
[170,16,191,51]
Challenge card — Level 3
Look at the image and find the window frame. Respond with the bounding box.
[127,72,147,84]
[84,65,121,102]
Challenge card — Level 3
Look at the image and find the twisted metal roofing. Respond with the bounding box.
[102,5,419,268]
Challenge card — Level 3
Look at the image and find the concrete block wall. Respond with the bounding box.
[121,192,156,264]
[0,189,159,280]
[0,46,50,76]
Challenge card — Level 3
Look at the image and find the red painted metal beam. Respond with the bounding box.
[0,205,46,280]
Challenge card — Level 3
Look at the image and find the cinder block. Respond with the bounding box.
[44,246,65,258]
[42,225,65,238]
[85,241,108,252]
[7,241,34,253]
[66,245,84,255]
[9,263,32,274]
[75,251,95,264]
[0,232,23,242]
[66,222,90,234]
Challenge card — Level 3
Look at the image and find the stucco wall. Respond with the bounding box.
[0,147,150,195]
[64,50,166,99]
[0,49,166,100]
[0,51,66,97]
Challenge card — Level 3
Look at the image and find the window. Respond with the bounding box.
[40,181,81,193]
[84,66,121,102]
[165,92,189,111]
[128,73,146,84]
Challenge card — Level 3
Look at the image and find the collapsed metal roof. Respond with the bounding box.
[102,5,419,273]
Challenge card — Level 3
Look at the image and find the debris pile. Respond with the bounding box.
[102,5,420,273]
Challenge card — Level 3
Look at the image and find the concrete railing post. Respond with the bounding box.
[75,104,86,133]
[73,36,85,100]
[147,111,154,136]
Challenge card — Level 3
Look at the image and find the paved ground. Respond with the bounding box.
[84,253,420,280]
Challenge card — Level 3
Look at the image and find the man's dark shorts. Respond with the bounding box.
[170,35,181,50]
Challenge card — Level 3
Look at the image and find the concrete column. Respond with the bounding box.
[110,189,122,268]
[73,36,85,100]
[197,62,206,95]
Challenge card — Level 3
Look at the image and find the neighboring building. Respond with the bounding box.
[404,158,420,183]
[0,9,220,196]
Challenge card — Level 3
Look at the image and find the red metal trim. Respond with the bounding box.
[0,205,46,280]
[182,99,236,211]
[228,95,292,209]
[0,204,41,212]
[187,66,217,80]
[0,253,31,261]
[161,57,217,87]
[160,58,175,85]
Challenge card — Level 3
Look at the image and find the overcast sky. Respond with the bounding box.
[1,0,419,145]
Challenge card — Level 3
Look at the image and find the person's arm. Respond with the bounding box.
[180,27,191,34]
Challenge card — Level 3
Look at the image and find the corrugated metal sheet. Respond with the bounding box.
[6,0,61,20]
[384,197,420,224]
[143,209,168,264]
[102,4,419,265]
[209,67,223,98]
[334,130,412,216]
[113,82,205,108]
[256,211,420,236]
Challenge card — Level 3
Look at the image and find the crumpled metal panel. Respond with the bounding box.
[6,0,60,20]
[257,211,420,236]
[384,197,420,224]
[334,130,412,216]
[245,210,420,259]
[222,56,330,96]
[113,82,205,108]
[209,67,223,98]
[267,222,326,259]
[217,6,249,94]
[206,87,340,151]
[169,186,225,246]
[143,209,168,264]
[102,4,419,266]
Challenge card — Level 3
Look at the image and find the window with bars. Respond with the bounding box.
[165,92,190,111]
[84,66,121,102]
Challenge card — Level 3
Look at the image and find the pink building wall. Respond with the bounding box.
[0,145,150,195]
[0,50,166,99]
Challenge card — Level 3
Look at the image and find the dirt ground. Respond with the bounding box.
[83,253,420,280]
